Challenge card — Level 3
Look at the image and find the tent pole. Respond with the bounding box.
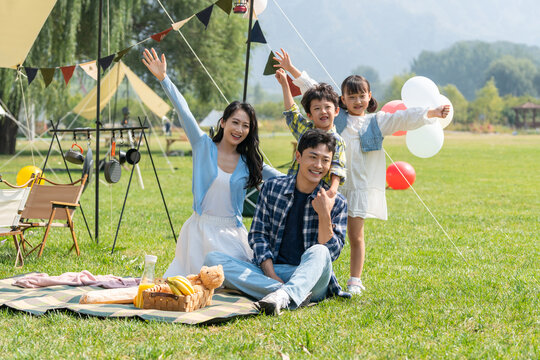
[242,0,255,102]
[95,0,103,244]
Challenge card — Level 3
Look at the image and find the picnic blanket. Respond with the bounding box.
[0,273,258,325]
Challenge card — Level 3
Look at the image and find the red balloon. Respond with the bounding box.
[386,161,416,190]
[381,100,408,136]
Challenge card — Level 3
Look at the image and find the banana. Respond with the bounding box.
[171,276,196,295]
[166,278,183,296]
[167,277,194,296]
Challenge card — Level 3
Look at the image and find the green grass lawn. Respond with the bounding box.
[0,131,538,359]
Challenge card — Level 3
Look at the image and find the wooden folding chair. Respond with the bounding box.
[0,176,33,266]
[20,174,87,258]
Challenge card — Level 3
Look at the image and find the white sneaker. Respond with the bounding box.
[256,289,291,316]
[347,277,365,295]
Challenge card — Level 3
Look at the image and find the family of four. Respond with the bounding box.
[142,47,450,315]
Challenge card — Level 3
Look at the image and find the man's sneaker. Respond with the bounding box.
[255,289,290,316]
[347,277,365,295]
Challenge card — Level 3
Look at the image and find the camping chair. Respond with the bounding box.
[0,175,34,266]
[19,174,87,259]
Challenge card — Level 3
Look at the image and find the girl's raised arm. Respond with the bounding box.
[142,48,204,144]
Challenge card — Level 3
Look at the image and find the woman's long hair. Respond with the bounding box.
[212,101,263,189]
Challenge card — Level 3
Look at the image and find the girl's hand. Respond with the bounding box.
[275,68,288,86]
[428,104,451,118]
[273,48,294,73]
[142,48,167,81]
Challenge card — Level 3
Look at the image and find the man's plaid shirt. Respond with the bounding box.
[248,175,348,297]
[284,103,347,185]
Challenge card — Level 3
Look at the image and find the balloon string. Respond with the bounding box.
[384,149,471,267]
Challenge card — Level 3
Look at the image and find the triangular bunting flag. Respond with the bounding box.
[80,60,98,80]
[24,67,38,85]
[114,46,133,62]
[263,51,280,75]
[60,65,76,85]
[287,75,302,97]
[98,54,115,71]
[196,5,214,29]
[40,68,55,88]
[172,15,194,31]
[248,21,266,44]
[215,0,232,15]
[151,27,173,42]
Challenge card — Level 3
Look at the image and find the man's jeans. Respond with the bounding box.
[204,244,332,307]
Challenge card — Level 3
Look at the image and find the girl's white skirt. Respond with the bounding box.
[163,212,253,277]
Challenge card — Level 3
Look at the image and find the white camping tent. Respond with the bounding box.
[199,109,222,128]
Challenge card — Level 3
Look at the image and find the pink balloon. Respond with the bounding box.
[381,100,407,113]
[386,161,416,190]
[381,100,408,136]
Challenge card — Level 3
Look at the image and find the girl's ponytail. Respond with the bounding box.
[367,97,378,113]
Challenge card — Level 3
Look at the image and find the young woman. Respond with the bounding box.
[142,48,281,276]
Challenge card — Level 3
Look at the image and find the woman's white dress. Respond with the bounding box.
[163,167,253,277]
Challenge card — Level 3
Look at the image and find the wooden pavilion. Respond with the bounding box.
[512,102,540,128]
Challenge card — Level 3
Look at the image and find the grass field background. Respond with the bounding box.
[0,130,538,359]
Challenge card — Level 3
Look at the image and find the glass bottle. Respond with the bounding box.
[135,254,157,308]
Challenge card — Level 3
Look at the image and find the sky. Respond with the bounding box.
[247,0,540,94]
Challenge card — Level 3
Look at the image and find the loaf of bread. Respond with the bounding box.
[79,287,139,304]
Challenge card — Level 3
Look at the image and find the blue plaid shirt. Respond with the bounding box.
[248,175,348,297]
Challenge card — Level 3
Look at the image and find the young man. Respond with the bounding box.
[204,129,350,316]
[275,68,346,198]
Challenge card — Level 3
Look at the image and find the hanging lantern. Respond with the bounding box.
[233,1,248,14]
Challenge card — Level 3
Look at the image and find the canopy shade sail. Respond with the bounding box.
[72,61,171,120]
[0,0,58,68]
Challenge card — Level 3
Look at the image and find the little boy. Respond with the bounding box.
[275,68,346,197]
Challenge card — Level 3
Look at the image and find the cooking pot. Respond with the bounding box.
[126,148,141,165]
[104,158,121,183]
[65,143,84,165]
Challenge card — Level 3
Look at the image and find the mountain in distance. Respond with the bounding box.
[248,0,540,96]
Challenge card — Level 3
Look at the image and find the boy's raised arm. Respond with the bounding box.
[275,69,294,110]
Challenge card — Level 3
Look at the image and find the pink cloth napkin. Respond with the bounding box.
[13,270,140,289]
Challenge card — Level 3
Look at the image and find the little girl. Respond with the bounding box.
[274,49,449,294]
[143,48,281,276]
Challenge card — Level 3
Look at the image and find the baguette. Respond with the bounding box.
[79,287,138,304]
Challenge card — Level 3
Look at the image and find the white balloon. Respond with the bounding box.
[401,76,440,108]
[243,0,267,17]
[406,122,444,158]
[436,94,454,128]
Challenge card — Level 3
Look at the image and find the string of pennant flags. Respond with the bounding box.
[17,0,300,95]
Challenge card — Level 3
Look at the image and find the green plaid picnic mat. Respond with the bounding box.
[0,274,258,324]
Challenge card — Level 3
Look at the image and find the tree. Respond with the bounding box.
[441,84,468,125]
[0,0,141,154]
[468,78,504,124]
[381,72,415,106]
[129,1,248,119]
[485,56,538,97]
[0,0,248,154]
[411,40,540,100]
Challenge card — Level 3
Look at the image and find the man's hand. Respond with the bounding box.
[312,188,335,219]
[427,104,450,119]
[273,48,301,78]
[260,259,284,284]
[142,48,167,81]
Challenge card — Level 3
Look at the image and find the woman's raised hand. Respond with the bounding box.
[142,48,167,81]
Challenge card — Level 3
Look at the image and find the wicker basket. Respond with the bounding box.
[142,287,214,312]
